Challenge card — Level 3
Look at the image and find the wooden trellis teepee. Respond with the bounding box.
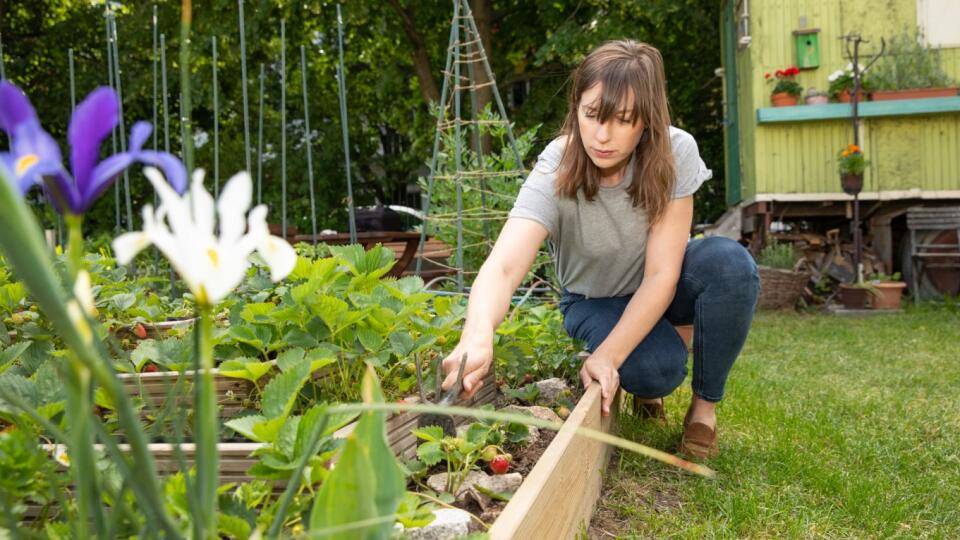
[415,0,528,292]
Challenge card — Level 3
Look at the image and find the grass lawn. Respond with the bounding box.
[590,305,960,539]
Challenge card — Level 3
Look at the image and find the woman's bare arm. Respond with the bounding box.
[440,217,548,397]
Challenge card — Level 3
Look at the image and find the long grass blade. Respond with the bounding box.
[327,401,716,478]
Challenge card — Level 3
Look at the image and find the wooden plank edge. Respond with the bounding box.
[488,385,619,540]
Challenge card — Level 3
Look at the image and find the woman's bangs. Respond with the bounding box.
[594,63,641,124]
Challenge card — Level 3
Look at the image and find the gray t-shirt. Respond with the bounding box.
[508,126,712,298]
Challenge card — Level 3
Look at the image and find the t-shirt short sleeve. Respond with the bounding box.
[671,129,712,198]
[507,138,565,237]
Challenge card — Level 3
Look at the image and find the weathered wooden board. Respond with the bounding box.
[488,384,619,540]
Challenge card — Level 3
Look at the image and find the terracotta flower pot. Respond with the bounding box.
[872,281,906,310]
[870,87,958,101]
[770,92,799,107]
[840,173,863,195]
[836,89,867,103]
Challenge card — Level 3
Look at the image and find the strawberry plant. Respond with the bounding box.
[413,414,529,495]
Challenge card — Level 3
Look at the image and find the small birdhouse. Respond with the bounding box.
[793,28,820,69]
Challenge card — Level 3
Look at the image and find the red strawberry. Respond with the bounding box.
[522,373,533,385]
[133,323,148,339]
[143,363,159,373]
[490,454,510,475]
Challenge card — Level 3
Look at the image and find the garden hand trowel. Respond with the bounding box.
[415,353,467,436]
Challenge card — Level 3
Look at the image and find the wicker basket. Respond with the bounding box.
[758,266,810,310]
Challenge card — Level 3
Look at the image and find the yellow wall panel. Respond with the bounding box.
[732,0,960,200]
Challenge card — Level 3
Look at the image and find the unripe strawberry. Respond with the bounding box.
[481,445,498,462]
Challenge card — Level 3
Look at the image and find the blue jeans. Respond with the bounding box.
[558,236,759,402]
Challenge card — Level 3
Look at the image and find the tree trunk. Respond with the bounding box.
[386,0,440,105]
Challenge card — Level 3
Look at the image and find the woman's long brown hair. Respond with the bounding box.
[555,40,676,225]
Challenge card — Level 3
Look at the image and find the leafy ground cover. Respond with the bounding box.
[591,306,960,539]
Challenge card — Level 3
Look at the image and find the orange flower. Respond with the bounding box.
[846,143,860,153]
[841,150,850,157]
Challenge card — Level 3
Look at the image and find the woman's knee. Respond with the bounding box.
[618,347,688,399]
[688,237,759,296]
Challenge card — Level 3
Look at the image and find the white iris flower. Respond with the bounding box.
[113,167,297,306]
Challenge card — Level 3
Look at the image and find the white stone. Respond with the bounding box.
[426,470,488,498]
[481,471,522,493]
[401,508,472,540]
[502,404,563,424]
[533,378,569,403]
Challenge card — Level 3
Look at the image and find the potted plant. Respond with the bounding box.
[865,272,907,310]
[827,63,869,103]
[805,87,829,105]
[864,29,958,101]
[756,241,809,309]
[765,67,802,107]
[838,144,868,195]
[837,281,876,309]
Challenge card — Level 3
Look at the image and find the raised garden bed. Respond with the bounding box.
[118,367,259,420]
[487,385,618,539]
[388,372,498,459]
[396,382,620,538]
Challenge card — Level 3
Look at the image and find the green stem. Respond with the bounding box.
[62,214,105,536]
[194,303,217,539]
[65,214,83,279]
[65,356,105,538]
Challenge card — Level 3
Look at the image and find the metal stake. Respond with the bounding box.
[110,14,134,232]
[336,4,357,243]
[212,36,220,198]
[257,63,265,205]
[238,0,252,173]
[280,20,287,240]
[301,45,318,243]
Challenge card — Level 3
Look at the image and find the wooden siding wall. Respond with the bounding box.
[734,0,960,200]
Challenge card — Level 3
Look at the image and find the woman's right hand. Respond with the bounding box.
[440,338,494,400]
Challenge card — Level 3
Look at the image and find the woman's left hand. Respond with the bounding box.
[579,352,620,416]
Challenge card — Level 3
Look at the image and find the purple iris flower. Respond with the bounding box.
[0,81,186,214]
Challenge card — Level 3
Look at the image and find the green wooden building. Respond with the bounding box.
[719,0,960,277]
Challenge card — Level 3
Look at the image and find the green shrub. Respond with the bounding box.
[757,242,798,270]
[864,28,955,91]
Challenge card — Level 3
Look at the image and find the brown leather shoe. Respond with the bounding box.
[632,396,666,422]
[680,420,719,459]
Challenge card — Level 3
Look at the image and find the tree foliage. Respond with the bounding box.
[0,0,724,233]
